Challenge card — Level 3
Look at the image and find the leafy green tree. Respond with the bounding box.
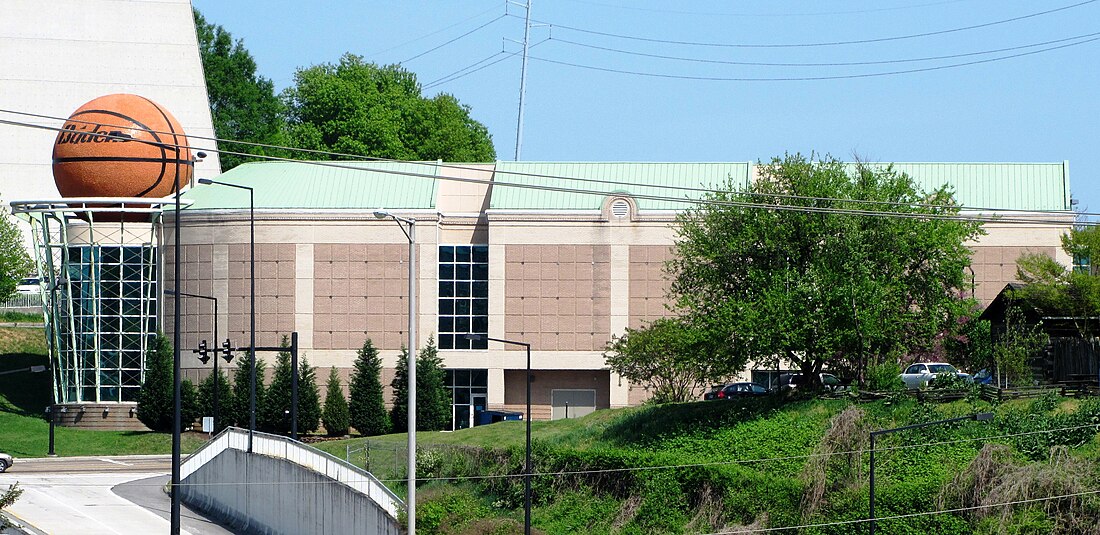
[391,337,450,432]
[197,369,234,433]
[1017,225,1100,340]
[349,338,389,436]
[193,9,286,171]
[0,202,32,303]
[263,336,295,434]
[298,357,322,434]
[991,306,1049,387]
[668,154,983,387]
[283,54,495,162]
[322,367,350,436]
[136,333,175,431]
[605,317,727,403]
[230,354,267,430]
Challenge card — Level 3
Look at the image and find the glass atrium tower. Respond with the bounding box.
[12,200,168,404]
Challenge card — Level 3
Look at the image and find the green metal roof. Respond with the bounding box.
[183,160,1071,213]
[855,162,1071,211]
[184,161,439,210]
[490,162,753,210]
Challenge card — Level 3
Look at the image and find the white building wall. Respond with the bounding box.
[0,0,220,243]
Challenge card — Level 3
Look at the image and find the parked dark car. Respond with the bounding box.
[703,384,725,400]
[717,382,770,399]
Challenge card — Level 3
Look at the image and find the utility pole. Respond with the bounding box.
[513,0,532,161]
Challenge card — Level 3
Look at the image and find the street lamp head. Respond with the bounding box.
[973,412,995,422]
[464,333,486,341]
[197,178,213,185]
[373,209,391,220]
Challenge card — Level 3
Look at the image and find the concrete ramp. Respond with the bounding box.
[180,427,403,534]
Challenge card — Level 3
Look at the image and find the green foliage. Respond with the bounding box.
[180,378,201,430]
[229,354,266,430]
[193,9,287,171]
[136,333,175,431]
[991,306,1048,387]
[298,357,321,434]
[197,369,234,433]
[262,337,295,433]
[416,484,497,534]
[668,154,983,383]
[0,483,23,530]
[349,338,389,436]
[392,338,451,432]
[604,317,730,403]
[322,367,350,436]
[865,360,905,392]
[417,337,451,432]
[1016,226,1100,339]
[283,54,495,162]
[0,203,32,304]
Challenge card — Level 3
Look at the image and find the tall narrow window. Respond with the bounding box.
[439,245,488,349]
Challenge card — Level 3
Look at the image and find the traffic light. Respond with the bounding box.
[221,338,234,362]
[193,339,210,364]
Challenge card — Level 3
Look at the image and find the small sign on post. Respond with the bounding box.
[202,416,213,434]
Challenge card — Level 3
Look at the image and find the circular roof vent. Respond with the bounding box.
[610,199,630,219]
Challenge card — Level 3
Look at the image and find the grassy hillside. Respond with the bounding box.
[318,394,1100,535]
[0,327,205,457]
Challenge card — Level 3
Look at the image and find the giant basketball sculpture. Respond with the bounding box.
[10,94,192,428]
[52,93,193,198]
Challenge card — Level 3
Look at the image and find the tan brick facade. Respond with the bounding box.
[503,244,612,351]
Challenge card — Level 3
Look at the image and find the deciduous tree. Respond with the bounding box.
[668,154,983,387]
[193,9,286,171]
[0,201,31,302]
[604,317,728,403]
[283,54,495,162]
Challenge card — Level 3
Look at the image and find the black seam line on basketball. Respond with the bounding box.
[136,95,179,196]
[53,156,195,165]
[72,107,169,196]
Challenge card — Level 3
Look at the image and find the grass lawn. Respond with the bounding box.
[0,327,206,457]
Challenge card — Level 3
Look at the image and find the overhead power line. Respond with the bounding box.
[401,14,506,64]
[557,0,974,18]
[550,31,1100,68]
[364,4,504,59]
[527,0,1097,48]
[0,111,1086,225]
[528,35,1100,82]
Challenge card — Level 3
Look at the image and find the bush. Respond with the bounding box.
[866,361,905,392]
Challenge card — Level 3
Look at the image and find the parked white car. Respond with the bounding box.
[900,362,971,389]
[15,277,40,294]
[0,451,12,472]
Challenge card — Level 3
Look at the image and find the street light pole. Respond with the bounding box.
[374,210,417,534]
[198,178,256,452]
[869,412,994,535]
[466,333,532,535]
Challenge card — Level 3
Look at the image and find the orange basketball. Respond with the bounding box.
[52,94,193,198]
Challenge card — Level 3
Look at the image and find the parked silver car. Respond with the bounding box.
[0,451,12,472]
[899,362,971,389]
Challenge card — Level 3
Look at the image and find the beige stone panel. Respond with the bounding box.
[488,368,505,405]
[490,221,678,246]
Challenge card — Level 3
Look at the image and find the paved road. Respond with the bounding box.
[0,456,234,534]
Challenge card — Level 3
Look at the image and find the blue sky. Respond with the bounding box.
[190,0,1100,214]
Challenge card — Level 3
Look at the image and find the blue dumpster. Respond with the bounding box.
[476,410,524,426]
